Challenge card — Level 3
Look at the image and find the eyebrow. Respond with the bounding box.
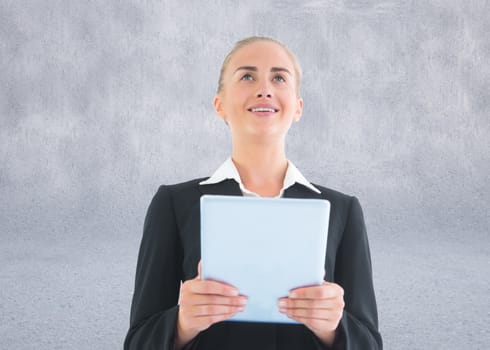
[233,66,292,75]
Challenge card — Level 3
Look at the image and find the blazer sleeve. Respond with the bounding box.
[124,185,183,350]
[334,196,383,350]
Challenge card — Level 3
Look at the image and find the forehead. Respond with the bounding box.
[227,41,295,73]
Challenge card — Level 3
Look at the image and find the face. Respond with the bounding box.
[214,41,303,144]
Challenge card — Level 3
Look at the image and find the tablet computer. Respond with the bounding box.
[200,194,330,323]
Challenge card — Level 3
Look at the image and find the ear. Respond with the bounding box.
[213,95,226,121]
[293,97,303,122]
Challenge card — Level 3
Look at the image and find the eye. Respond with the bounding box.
[273,75,286,83]
[240,73,254,81]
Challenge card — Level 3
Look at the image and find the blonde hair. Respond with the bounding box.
[216,36,302,97]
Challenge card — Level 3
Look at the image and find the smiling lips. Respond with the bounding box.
[247,104,279,116]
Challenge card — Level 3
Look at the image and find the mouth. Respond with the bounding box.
[247,107,279,113]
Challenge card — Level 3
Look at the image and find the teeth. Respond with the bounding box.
[250,108,276,113]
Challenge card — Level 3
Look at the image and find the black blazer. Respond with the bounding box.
[124,179,382,350]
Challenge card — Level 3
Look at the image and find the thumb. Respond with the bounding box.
[197,260,202,280]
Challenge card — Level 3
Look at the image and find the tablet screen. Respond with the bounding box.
[200,195,330,323]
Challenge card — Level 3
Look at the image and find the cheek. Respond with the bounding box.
[278,90,297,108]
[229,89,249,105]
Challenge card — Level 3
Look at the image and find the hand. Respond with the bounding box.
[278,282,344,346]
[175,261,248,349]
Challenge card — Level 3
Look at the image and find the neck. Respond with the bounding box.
[231,138,288,197]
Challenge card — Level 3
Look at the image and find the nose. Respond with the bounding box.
[257,92,272,98]
[256,80,272,98]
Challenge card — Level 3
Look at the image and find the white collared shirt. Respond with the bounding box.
[199,157,321,198]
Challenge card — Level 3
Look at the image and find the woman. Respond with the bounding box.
[124,36,382,350]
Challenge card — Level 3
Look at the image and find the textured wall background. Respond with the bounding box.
[1,0,489,349]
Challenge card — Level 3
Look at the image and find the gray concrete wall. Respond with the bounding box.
[1,1,489,349]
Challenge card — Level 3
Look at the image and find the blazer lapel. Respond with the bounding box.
[198,179,243,196]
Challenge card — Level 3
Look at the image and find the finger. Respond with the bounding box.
[189,294,248,307]
[281,307,343,320]
[194,310,242,327]
[289,283,343,299]
[197,260,202,279]
[181,310,241,333]
[189,279,240,297]
[189,304,245,317]
[278,297,343,310]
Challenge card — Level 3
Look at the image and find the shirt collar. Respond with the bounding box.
[199,157,321,196]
